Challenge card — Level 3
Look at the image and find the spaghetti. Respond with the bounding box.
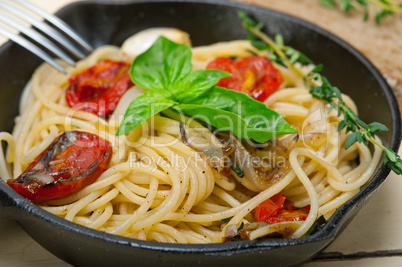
[0,30,382,243]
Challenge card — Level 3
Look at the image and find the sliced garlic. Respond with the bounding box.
[121,28,191,62]
[27,172,55,184]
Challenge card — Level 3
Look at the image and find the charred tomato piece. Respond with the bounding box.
[66,60,133,118]
[7,131,112,203]
[206,56,283,102]
[254,194,309,224]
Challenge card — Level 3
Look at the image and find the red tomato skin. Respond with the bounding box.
[66,60,133,118]
[253,194,309,224]
[270,193,286,207]
[253,194,286,222]
[7,131,112,203]
[264,209,309,224]
[206,56,283,102]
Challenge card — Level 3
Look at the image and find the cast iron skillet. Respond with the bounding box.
[0,0,400,266]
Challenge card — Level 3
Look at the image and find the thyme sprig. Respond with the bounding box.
[239,11,402,175]
[320,0,402,24]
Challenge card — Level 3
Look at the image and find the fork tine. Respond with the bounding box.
[14,0,93,52]
[0,11,76,66]
[0,26,67,74]
[0,0,86,59]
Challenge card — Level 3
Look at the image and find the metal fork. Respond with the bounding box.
[0,0,93,73]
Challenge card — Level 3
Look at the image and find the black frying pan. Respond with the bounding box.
[0,1,400,266]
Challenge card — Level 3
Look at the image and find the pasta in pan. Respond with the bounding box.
[0,28,382,243]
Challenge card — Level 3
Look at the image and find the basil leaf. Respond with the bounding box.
[174,69,231,103]
[176,103,294,143]
[119,35,296,143]
[175,104,265,141]
[116,92,177,136]
[185,86,297,142]
[129,36,192,96]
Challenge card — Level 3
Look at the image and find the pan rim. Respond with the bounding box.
[0,0,400,256]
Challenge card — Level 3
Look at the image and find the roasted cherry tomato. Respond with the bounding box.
[206,56,283,102]
[253,194,286,222]
[66,60,134,118]
[7,131,112,203]
[253,194,309,224]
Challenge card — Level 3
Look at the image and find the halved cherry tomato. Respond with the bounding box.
[206,56,283,102]
[253,194,309,224]
[7,131,112,203]
[66,60,134,118]
[253,194,286,222]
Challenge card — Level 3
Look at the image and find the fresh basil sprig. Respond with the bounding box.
[116,36,297,143]
[239,11,402,175]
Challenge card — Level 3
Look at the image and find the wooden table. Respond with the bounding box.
[0,0,401,266]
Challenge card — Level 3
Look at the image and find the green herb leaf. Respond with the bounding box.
[385,158,402,175]
[230,157,245,178]
[268,54,287,68]
[302,215,327,237]
[384,147,397,162]
[375,9,394,24]
[239,11,402,178]
[129,36,192,96]
[119,35,297,143]
[340,0,355,12]
[176,104,285,143]
[355,118,368,130]
[320,0,401,24]
[384,148,402,175]
[221,217,233,224]
[285,48,312,65]
[356,0,368,6]
[344,127,360,149]
[180,86,297,142]
[116,92,176,135]
[174,69,230,103]
[309,64,324,74]
[368,122,389,133]
[356,0,370,21]
[337,120,347,131]
[238,11,259,28]
[274,34,284,46]
[251,40,272,51]
[320,0,335,7]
